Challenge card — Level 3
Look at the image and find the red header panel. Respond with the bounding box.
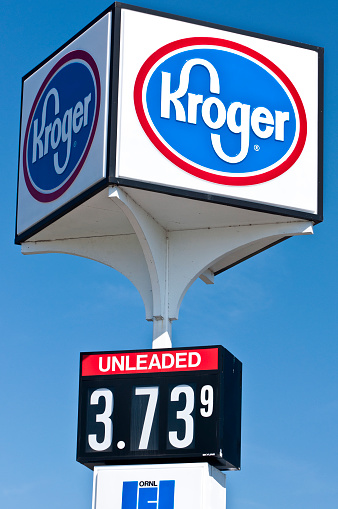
[82,348,219,376]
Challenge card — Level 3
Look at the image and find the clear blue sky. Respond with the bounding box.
[1,1,337,508]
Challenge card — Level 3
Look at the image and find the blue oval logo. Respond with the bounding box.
[134,38,307,186]
[23,50,101,202]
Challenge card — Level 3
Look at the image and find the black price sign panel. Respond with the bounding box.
[77,346,242,470]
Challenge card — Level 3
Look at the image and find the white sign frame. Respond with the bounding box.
[16,10,113,243]
[112,4,323,223]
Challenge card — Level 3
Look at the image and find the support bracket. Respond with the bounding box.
[22,186,314,348]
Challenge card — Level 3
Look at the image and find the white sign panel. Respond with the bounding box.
[16,12,111,239]
[115,6,322,220]
[92,463,226,509]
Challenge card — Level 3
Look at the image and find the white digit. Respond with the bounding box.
[135,386,159,449]
[200,385,214,417]
[169,385,194,448]
[88,388,113,451]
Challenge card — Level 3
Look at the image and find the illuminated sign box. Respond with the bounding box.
[16,11,112,242]
[116,6,322,219]
[77,346,242,470]
[16,3,323,244]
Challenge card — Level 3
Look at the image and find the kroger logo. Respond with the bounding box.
[121,480,175,509]
[134,38,307,186]
[23,50,100,202]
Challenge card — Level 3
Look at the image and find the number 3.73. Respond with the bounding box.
[88,384,214,452]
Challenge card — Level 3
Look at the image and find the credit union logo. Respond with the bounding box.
[121,480,175,509]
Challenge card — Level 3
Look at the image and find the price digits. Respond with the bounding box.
[87,384,214,452]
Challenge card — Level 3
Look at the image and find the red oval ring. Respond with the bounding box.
[134,37,307,186]
[23,50,101,202]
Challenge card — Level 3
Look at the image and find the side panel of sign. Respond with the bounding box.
[16,12,112,239]
[115,8,321,219]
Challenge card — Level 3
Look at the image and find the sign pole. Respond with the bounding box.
[15,4,323,509]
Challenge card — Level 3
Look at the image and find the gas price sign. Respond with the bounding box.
[77,346,242,470]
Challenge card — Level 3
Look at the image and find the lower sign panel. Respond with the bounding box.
[93,463,226,509]
[77,346,242,470]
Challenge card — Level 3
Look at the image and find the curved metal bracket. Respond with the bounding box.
[22,185,313,349]
[21,234,153,320]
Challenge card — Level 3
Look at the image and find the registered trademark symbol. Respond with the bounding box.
[254,145,260,151]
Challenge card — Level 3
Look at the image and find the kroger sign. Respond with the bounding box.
[134,37,307,186]
[23,50,101,202]
[16,7,321,244]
